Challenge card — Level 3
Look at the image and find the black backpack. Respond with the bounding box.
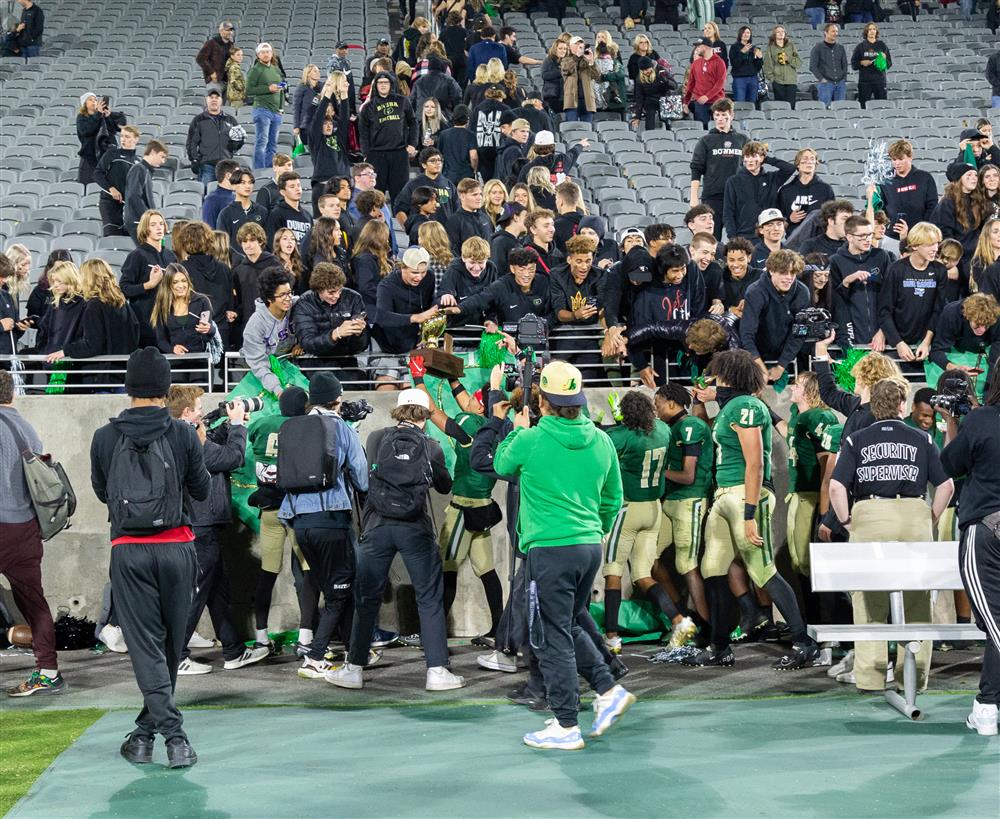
[367,425,433,521]
[277,414,339,493]
[106,432,183,533]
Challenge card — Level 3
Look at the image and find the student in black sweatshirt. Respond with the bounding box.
[445,178,493,255]
[689,99,749,240]
[776,148,835,226]
[124,141,169,243]
[850,23,892,108]
[372,247,439,357]
[178,222,237,348]
[265,171,313,247]
[358,71,418,206]
[93,125,141,237]
[309,78,352,217]
[931,162,985,271]
[799,199,855,257]
[394,148,458,225]
[929,294,1000,374]
[552,181,586,254]
[119,210,178,347]
[217,169,268,250]
[457,247,556,333]
[719,237,762,310]
[723,141,796,240]
[437,237,499,334]
[490,203,528,280]
[877,222,946,365]
[829,215,890,348]
[878,139,939,241]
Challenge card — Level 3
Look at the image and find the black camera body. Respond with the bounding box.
[503,359,542,392]
[502,313,549,351]
[791,307,837,341]
[929,392,973,418]
[340,398,374,423]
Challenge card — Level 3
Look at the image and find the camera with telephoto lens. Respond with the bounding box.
[791,307,837,341]
[340,398,374,423]
[928,392,973,418]
[202,396,265,425]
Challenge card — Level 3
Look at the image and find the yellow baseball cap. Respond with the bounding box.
[539,361,586,407]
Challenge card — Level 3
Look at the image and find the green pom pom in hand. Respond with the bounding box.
[832,347,871,393]
[477,332,508,370]
[608,390,623,422]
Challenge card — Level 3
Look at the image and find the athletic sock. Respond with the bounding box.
[443,571,458,615]
[799,573,822,626]
[736,591,761,620]
[479,570,504,636]
[764,575,808,644]
[40,669,59,679]
[255,629,268,645]
[705,576,734,650]
[604,588,622,635]
[254,570,279,630]
[957,615,972,624]
[646,584,681,621]
[298,628,313,646]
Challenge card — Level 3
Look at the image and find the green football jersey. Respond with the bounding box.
[664,414,715,500]
[787,406,838,493]
[713,394,772,489]
[607,419,672,502]
[904,415,944,450]
[450,412,496,500]
[818,422,843,455]
[248,413,287,466]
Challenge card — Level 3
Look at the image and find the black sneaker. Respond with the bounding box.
[166,737,198,769]
[681,645,735,667]
[773,641,820,671]
[507,683,548,710]
[733,614,770,642]
[120,732,154,764]
[608,655,630,681]
[470,635,495,649]
[397,633,422,648]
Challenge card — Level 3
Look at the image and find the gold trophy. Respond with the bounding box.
[410,312,465,379]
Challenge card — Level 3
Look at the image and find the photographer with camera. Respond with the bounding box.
[929,293,1000,389]
[829,378,954,696]
[165,386,269,675]
[277,373,369,681]
[940,368,1000,735]
[493,361,635,750]
[739,248,812,383]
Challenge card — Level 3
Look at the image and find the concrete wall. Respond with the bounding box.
[7,387,796,639]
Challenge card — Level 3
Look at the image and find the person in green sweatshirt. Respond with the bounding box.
[246,42,287,169]
[494,360,635,751]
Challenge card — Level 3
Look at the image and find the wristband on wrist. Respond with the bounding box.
[744,503,757,521]
[411,374,425,385]
[451,383,465,397]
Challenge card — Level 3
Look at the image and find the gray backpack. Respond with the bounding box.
[0,413,76,541]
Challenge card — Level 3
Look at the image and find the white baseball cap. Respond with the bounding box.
[757,208,785,227]
[534,130,555,147]
[401,246,430,268]
[397,388,430,409]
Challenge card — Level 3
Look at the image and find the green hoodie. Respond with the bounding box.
[494,414,623,552]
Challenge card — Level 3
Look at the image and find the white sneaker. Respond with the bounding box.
[668,616,697,649]
[885,663,895,684]
[223,644,270,670]
[523,718,585,751]
[187,631,215,649]
[605,635,622,655]
[589,684,636,737]
[325,662,364,689]
[835,670,856,685]
[477,650,518,673]
[426,666,466,691]
[298,657,332,679]
[966,699,999,736]
[367,649,383,667]
[828,649,854,678]
[177,658,212,675]
[813,647,834,667]
[99,624,128,653]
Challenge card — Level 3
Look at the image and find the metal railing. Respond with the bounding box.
[1,353,214,393]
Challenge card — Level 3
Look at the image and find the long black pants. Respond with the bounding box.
[182,525,244,662]
[959,522,1000,705]
[366,149,410,209]
[110,541,197,741]
[294,525,356,663]
[526,543,615,727]
[348,522,449,668]
[858,81,887,108]
[771,82,797,110]
[99,196,127,236]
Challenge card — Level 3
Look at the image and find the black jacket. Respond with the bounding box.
[90,406,210,539]
[940,405,1000,527]
[216,199,268,247]
[438,258,499,326]
[553,211,583,254]
[183,255,235,330]
[35,297,86,355]
[490,229,523,280]
[739,275,811,367]
[829,245,889,347]
[291,288,369,357]
[851,39,892,86]
[18,3,43,46]
[0,284,21,356]
[690,127,749,201]
[309,96,352,182]
[459,273,555,329]
[63,299,140,358]
[190,423,247,526]
[495,137,530,188]
[723,158,796,239]
[634,71,677,116]
[233,251,283,336]
[517,145,584,184]
[255,180,280,212]
[411,63,463,119]
[373,269,436,353]
[815,359,875,441]
[120,243,178,344]
[93,147,139,202]
[154,293,214,354]
[123,159,157,229]
[445,207,493,256]
[358,75,418,153]
[550,267,607,326]
[186,109,240,167]
[930,299,1000,370]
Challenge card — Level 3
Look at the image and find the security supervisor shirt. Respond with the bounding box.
[832,418,947,499]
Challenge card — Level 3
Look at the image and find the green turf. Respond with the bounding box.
[0,708,105,816]
[8,695,1000,818]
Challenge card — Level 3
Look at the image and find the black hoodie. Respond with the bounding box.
[877,168,939,240]
[373,269,436,353]
[309,96,352,183]
[929,299,1000,370]
[690,127,750,201]
[359,72,418,153]
[35,297,86,355]
[64,299,140,359]
[266,200,313,246]
[445,207,493,256]
[93,147,139,203]
[829,245,889,347]
[553,211,583,254]
[438,258,499,326]
[119,243,178,344]
[458,272,556,329]
[90,406,211,540]
[776,175,835,220]
[233,251,283,336]
[723,158,797,239]
[739,274,811,367]
[183,254,236,331]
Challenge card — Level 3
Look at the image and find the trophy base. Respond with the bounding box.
[412,346,465,379]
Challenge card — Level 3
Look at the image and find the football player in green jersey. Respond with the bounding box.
[683,349,819,670]
[603,392,697,653]
[652,382,714,627]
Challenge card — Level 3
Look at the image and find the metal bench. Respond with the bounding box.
[807,541,981,720]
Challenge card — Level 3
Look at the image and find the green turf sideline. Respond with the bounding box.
[0,709,105,816]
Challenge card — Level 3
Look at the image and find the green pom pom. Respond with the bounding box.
[832,347,870,393]
[478,333,508,369]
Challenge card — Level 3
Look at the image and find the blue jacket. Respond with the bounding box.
[202,186,235,229]
[278,409,369,521]
[467,40,508,77]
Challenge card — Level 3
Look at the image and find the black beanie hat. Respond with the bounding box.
[279,385,308,417]
[309,372,343,405]
[946,161,977,183]
[579,215,606,241]
[125,347,171,398]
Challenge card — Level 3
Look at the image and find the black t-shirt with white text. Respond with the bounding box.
[832,419,947,500]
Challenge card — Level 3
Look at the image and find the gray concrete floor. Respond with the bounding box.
[2,639,984,712]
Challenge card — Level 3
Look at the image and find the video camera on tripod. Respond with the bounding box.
[501,313,549,393]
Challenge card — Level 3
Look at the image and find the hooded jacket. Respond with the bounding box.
[517,144,584,185]
[829,245,889,347]
[723,157,797,238]
[373,269,436,353]
[358,73,418,153]
[929,299,1000,370]
[291,288,369,357]
[186,109,240,167]
[776,175,835,219]
[762,40,802,87]
[395,172,458,220]
[183,254,235,329]
[490,228,523,280]
[93,146,139,203]
[63,298,140,359]
[458,272,556,329]
[240,298,299,394]
[851,39,892,86]
[439,258,499,325]
[90,406,211,540]
[120,243,178,344]
[233,251,282,334]
[550,266,607,326]
[445,207,493,256]
[309,96,352,182]
[739,274,811,367]
[411,60,463,119]
[265,200,313,246]
[690,128,749,201]
[190,423,248,526]
[493,415,623,552]
[123,160,157,231]
[0,406,42,524]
